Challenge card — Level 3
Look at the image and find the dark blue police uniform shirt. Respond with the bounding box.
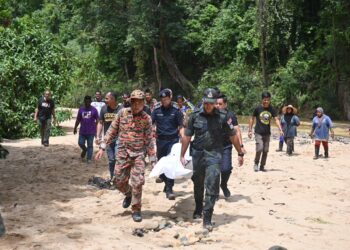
[151,104,183,138]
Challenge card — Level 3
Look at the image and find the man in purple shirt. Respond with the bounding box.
[74,96,99,163]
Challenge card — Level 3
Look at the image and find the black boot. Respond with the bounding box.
[132,211,142,222]
[122,195,132,208]
[279,140,283,151]
[287,139,293,156]
[203,210,213,231]
[166,185,175,200]
[313,146,320,159]
[193,201,203,219]
[324,148,329,158]
[220,172,231,198]
[0,213,5,237]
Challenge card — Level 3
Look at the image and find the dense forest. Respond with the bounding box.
[1,0,350,138]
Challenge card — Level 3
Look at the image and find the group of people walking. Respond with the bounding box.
[34,88,336,231]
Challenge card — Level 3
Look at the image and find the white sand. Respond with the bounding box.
[1,114,350,249]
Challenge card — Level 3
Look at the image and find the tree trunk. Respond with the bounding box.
[257,0,268,87]
[153,46,162,91]
[124,61,129,81]
[159,41,194,95]
[157,0,194,95]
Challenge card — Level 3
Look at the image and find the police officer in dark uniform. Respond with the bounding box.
[216,94,246,198]
[152,88,184,200]
[180,88,244,231]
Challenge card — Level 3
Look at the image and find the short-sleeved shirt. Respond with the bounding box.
[91,101,106,116]
[312,114,333,141]
[185,108,236,151]
[252,104,277,135]
[99,105,122,134]
[37,97,55,121]
[151,104,183,139]
[223,109,238,147]
[77,106,99,135]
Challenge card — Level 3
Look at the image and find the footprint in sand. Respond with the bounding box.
[67,231,82,239]
[4,233,27,241]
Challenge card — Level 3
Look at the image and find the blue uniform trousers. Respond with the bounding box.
[156,137,178,188]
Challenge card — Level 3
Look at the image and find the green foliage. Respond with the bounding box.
[270,46,311,109]
[1,0,350,126]
[55,109,72,124]
[0,15,71,139]
[21,109,72,138]
[198,62,262,115]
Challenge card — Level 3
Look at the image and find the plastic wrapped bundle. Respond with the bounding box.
[149,143,192,179]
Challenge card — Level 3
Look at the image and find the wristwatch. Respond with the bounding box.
[238,152,244,157]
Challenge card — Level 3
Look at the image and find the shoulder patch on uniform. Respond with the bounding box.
[171,102,179,110]
[154,102,161,110]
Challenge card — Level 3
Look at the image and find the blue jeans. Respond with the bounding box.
[78,134,94,160]
[106,140,118,179]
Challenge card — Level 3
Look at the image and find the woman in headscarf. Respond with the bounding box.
[280,105,300,155]
[309,107,334,159]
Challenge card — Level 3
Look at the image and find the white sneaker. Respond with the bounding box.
[254,164,259,172]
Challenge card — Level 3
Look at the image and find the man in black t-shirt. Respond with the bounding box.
[34,90,56,146]
[96,92,122,180]
[248,92,283,172]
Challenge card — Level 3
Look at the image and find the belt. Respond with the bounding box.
[157,134,179,140]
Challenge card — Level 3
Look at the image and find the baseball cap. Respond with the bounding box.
[130,90,145,99]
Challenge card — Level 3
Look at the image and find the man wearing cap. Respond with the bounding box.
[95,90,156,222]
[73,96,99,163]
[180,88,244,231]
[152,88,184,200]
[280,105,300,156]
[248,91,283,172]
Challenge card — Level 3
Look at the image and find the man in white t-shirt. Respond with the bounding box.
[91,90,106,116]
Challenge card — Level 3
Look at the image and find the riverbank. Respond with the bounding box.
[0,114,349,249]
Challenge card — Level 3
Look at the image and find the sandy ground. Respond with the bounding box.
[1,112,350,250]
